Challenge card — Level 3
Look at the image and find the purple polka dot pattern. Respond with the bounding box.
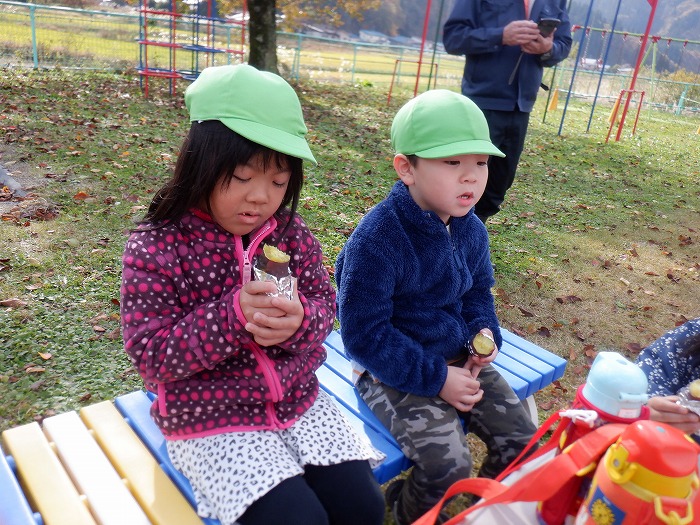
[121,209,336,438]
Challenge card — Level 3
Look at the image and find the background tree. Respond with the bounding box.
[247,0,279,73]
[224,0,381,72]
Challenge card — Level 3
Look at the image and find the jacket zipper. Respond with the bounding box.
[239,219,284,427]
[240,220,272,284]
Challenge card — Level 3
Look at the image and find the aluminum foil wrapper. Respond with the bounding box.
[254,257,293,300]
[677,385,700,417]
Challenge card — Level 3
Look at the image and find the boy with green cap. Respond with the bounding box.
[335,89,537,525]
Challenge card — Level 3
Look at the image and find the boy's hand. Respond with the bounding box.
[467,328,499,377]
[439,366,483,412]
[240,279,304,346]
[648,395,700,434]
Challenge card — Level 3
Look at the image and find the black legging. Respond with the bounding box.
[238,460,385,525]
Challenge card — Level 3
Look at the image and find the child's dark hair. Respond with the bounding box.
[144,120,304,234]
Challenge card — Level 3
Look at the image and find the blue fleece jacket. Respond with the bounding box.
[443,0,572,113]
[335,181,502,398]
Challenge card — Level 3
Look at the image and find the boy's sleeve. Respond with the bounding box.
[460,224,502,348]
[336,232,448,398]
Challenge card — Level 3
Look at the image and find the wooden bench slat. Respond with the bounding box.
[42,411,151,525]
[79,401,205,525]
[0,447,41,525]
[1,422,97,525]
[111,393,221,525]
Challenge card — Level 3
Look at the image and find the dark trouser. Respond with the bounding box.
[238,460,385,525]
[358,365,537,525]
[475,109,531,221]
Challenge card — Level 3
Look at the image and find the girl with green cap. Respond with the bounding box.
[121,64,384,525]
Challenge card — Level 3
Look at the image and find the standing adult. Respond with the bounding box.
[443,0,572,222]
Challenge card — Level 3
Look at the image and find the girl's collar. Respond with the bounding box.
[190,207,213,222]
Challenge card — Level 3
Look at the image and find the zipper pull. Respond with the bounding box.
[242,250,252,284]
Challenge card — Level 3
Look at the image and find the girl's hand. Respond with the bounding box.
[244,279,304,347]
[439,365,483,412]
[239,280,286,322]
[648,395,700,434]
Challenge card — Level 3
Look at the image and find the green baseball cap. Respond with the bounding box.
[391,89,505,159]
[185,64,316,164]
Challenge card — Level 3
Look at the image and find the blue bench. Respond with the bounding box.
[1,328,565,525]
[317,328,566,483]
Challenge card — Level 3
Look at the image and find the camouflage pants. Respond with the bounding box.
[357,364,537,525]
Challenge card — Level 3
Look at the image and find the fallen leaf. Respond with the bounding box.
[537,326,551,337]
[556,295,582,304]
[25,366,46,373]
[38,352,52,360]
[0,298,27,307]
[584,345,597,359]
[538,399,556,411]
[626,342,643,354]
[518,306,534,317]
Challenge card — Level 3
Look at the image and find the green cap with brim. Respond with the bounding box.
[185,64,316,164]
[391,89,505,159]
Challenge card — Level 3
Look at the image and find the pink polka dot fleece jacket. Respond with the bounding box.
[121,208,336,439]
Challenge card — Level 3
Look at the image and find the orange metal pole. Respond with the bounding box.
[614,0,657,141]
[414,0,433,97]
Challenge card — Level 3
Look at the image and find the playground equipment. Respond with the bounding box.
[138,0,247,96]
[387,0,446,104]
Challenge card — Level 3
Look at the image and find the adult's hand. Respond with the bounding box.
[522,33,555,55]
[502,20,540,46]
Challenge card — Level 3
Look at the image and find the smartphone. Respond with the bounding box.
[538,17,560,37]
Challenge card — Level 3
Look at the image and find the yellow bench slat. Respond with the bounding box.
[1,421,97,525]
[79,401,203,525]
[42,411,151,525]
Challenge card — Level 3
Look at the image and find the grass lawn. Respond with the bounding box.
[0,67,698,522]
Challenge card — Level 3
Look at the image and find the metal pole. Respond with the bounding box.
[615,0,658,141]
[427,0,446,90]
[586,0,622,132]
[558,0,596,136]
[30,5,38,69]
[414,0,433,96]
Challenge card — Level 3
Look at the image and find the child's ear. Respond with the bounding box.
[393,154,415,186]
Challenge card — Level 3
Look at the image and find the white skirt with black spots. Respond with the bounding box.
[166,390,386,525]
